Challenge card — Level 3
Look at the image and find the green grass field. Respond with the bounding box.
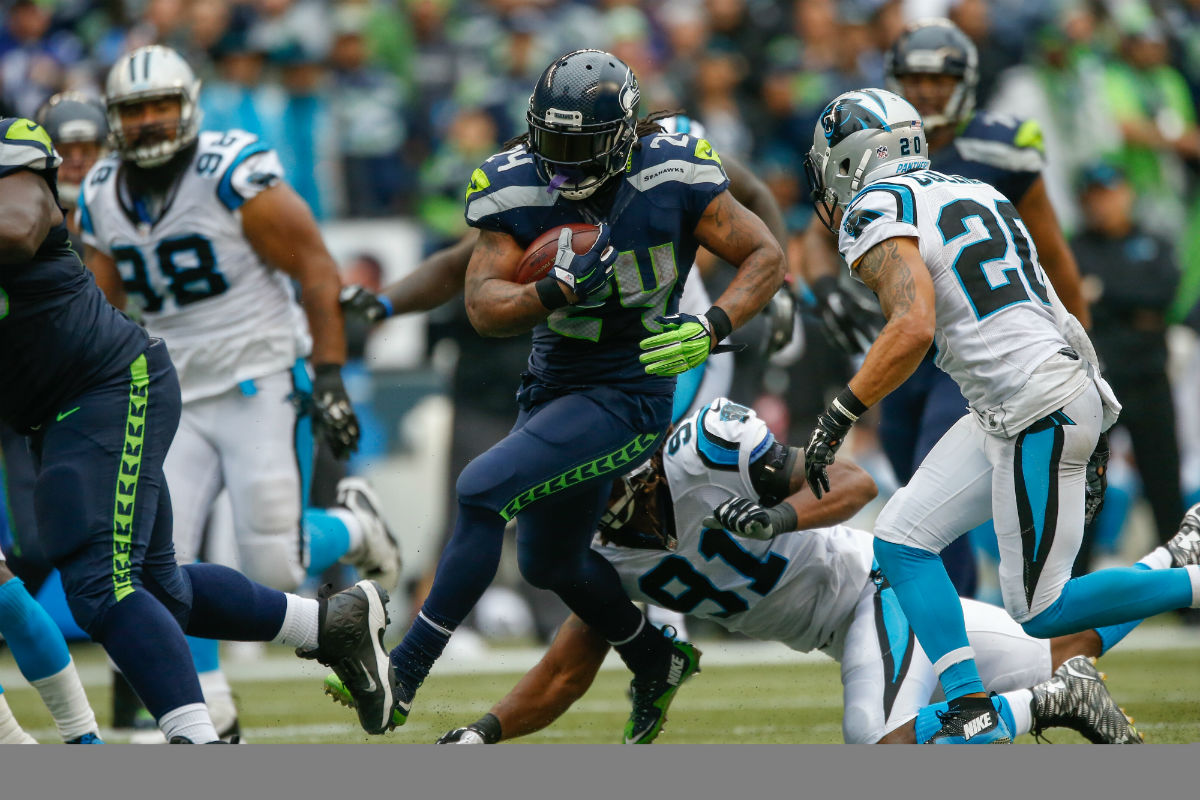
[4,641,1198,743]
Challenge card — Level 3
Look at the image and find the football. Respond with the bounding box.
[514,223,602,284]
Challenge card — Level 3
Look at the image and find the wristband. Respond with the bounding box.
[704,305,733,342]
[536,276,570,310]
[829,386,868,426]
[770,502,799,534]
[378,295,394,319]
[471,713,502,744]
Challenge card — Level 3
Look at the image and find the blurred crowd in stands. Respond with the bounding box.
[6,0,1200,588]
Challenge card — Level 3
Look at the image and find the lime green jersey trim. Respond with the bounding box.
[112,353,150,601]
[499,431,662,521]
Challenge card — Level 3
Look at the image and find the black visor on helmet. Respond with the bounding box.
[528,112,631,181]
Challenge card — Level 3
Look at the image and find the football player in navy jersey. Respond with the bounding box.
[799,19,1092,597]
[0,115,401,743]
[327,50,784,741]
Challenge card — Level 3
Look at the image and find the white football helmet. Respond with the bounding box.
[105,45,203,168]
[803,88,930,232]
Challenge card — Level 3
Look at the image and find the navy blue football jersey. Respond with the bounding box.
[0,118,148,433]
[934,111,1045,206]
[464,131,729,391]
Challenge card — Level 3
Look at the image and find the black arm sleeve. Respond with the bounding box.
[748,442,799,507]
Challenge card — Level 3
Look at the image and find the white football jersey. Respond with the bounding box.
[79,130,300,403]
[594,398,874,653]
[837,170,1087,428]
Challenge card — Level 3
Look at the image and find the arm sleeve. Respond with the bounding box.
[837,184,920,270]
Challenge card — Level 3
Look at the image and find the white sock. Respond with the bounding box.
[271,594,320,651]
[1138,546,1173,571]
[1187,565,1200,608]
[158,702,219,743]
[331,508,365,556]
[0,693,37,744]
[29,660,99,741]
[999,688,1033,737]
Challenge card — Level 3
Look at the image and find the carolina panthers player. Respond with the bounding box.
[328,50,784,737]
[800,19,1094,597]
[328,398,1174,744]
[800,88,1200,744]
[0,112,398,743]
[78,46,401,735]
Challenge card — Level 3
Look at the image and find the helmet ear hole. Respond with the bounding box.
[838,158,851,176]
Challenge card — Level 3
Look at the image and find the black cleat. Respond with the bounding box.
[925,696,1013,744]
[1031,656,1143,744]
[298,579,395,735]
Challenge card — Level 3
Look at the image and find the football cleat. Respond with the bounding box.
[336,478,403,594]
[1031,656,1143,744]
[323,673,409,730]
[926,696,1013,744]
[298,580,396,735]
[1166,503,1200,568]
[623,628,702,744]
[65,732,105,744]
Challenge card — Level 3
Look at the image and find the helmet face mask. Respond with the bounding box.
[105,46,203,169]
[885,18,978,130]
[596,450,674,551]
[527,49,640,201]
[805,89,930,233]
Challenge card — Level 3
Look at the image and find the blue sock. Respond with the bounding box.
[670,363,706,423]
[0,576,71,681]
[187,636,220,675]
[1093,563,1149,655]
[180,563,287,641]
[389,608,455,699]
[93,591,204,719]
[874,539,985,699]
[1022,566,1194,639]
[914,695,1014,743]
[304,509,351,576]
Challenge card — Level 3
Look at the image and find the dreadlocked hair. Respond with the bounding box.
[501,109,685,152]
[597,446,671,551]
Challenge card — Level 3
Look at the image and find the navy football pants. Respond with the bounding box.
[878,352,978,596]
[424,376,672,642]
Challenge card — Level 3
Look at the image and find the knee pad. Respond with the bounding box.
[516,546,564,592]
[143,562,194,629]
[454,452,514,512]
[234,478,304,591]
[841,704,884,745]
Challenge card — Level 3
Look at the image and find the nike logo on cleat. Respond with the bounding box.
[962,713,993,740]
[359,662,377,693]
[667,655,686,686]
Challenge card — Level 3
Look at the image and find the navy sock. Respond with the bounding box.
[92,591,203,719]
[389,609,455,698]
[180,563,288,641]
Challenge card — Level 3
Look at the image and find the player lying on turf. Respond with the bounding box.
[327,398,1186,743]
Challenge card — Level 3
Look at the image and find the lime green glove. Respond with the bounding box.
[638,308,739,377]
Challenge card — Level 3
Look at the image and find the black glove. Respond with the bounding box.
[803,388,866,499]
[809,275,884,356]
[339,284,392,323]
[435,714,501,744]
[1085,431,1110,526]
[311,364,360,460]
[703,497,799,540]
[545,223,618,303]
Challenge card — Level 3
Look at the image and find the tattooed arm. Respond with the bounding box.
[464,228,561,337]
[694,189,786,334]
[846,237,936,406]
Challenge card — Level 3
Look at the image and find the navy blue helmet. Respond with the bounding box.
[885,19,978,129]
[526,49,640,200]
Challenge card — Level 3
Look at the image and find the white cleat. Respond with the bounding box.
[1166,503,1200,569]
[336,477,403,594]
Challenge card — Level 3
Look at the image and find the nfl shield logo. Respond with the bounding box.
[875,145,889,159]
